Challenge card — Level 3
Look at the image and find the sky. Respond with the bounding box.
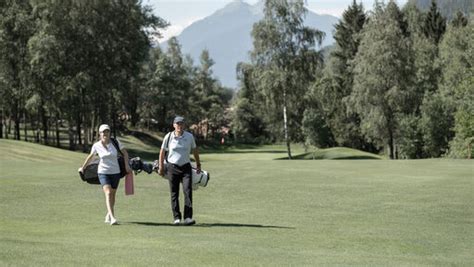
[144,0,409,41]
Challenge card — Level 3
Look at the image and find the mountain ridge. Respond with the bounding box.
[161,1,339,88]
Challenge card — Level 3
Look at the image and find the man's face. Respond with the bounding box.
[173,121,184,132]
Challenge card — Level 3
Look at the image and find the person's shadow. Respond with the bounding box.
[129,222,294,229]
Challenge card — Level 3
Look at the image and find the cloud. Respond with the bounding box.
[307,7,345,18]
[157,17,204,42]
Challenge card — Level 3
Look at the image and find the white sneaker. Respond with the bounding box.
[110,217,118,225]
[173,219,181,225]
[183,218,196,226]
[104,214,111,223]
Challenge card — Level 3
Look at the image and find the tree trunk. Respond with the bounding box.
[68,116,75,150]
[112,107,117,139]
[130,86,139,127]
[76,112,82,146]
[14,115,20,140]
[55,113,60,148]
[0,108,3,139]
[468,143,471,159]
[83,113,92,153]
[388,129,394,159]
[35,129,40,143]
[23,111,28,141]
[15,118,20,140]
[6,116,11,139]
[13,101,20,140]
[40,103,48,145]
[283,89,292,159]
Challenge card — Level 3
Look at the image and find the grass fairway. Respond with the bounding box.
[0,139,473,266]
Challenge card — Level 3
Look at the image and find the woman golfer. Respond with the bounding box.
[79,124,131,225]
[159,116,201,225]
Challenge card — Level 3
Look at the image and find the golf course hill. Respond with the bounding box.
[290,147,383,160]
[0,137,383,162]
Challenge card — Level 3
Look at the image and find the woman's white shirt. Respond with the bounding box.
[91,139,124,174]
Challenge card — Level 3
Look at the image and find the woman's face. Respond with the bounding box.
[100,130,110,141]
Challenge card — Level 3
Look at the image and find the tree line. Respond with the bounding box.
[1,0,472,159]
[0,0,231,151]
[231,0,473,159]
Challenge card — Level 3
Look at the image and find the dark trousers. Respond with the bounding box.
[168,163,193,220]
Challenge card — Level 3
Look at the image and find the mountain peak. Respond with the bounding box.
[167,1,339,88]
[215,0,252,16]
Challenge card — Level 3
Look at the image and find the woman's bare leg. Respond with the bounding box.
[103,185,117,224]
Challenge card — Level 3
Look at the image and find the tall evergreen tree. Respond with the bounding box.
[191,49,229,138]
[386,0,409,37]
[146,38,192,131]
[451,11,468,28]
[422,0,446,44]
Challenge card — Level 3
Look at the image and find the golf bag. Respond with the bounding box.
[79,159,100,184]
[129,157,157,174]
[79,157,210,190]
[79,157,135,185]
[128,157,210,190]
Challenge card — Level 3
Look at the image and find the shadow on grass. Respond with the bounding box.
[199,143,286,154]
[201,150,285,154]
[129,221,294,229]
[275,152,381,160]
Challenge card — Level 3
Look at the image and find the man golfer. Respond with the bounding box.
[158,116,201,225]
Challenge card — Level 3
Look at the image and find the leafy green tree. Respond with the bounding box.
[412,35,439,98]
[112,1,167,129]
[448,74,473,158]
[441,23,473,158]
[348,2,413,159]
[27,0,72,146]
[396,32,436,158]
[403,2,425,36]
[0,0,34,140]
[23,0,166,149]
[420,91,455,157]
[397,114,424,158]
[420,22,472,157]
[250,0,324,158]
[314,0,367,149]
[232,63,269,143]
[301,104,335,148]
[137,47,163,130]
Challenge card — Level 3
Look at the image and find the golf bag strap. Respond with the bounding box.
[164,131,173,163]
[110,138,123,156]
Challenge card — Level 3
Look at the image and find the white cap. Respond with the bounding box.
[99,124,110,133]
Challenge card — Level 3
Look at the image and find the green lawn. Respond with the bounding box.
[0,139,472,266]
